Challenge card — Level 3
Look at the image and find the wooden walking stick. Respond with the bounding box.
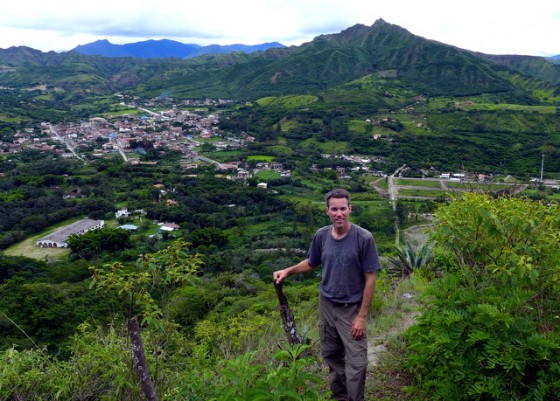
[274,281,302,345]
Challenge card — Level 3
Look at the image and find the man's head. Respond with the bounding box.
[325,188,351,208]
[325,189,352,230]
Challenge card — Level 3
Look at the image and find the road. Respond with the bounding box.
[388,164,406,209]
[48,124,84,161]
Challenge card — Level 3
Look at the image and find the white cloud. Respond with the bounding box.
[0,0,558,56]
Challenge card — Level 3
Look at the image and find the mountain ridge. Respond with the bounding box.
[72,38,286,59]
[0,19,559,101]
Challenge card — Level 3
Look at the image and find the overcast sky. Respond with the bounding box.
[1,0,558,56]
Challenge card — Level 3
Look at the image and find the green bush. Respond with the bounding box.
[405,194,560,400]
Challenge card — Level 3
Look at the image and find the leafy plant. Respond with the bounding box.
[387,240,432,278]
[214,344,329,401]
[404,194,560,400]
[89,239,204,401]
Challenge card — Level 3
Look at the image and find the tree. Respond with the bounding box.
[89,240,204,401]
[188,227,229,248]
[67,227,132,260]
[405,194,560,400]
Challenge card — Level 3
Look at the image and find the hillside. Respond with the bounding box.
[1,19,558,176]
[1,19,560,399]
[1,19,559,101]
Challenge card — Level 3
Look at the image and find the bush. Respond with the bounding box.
[405,194,560,400]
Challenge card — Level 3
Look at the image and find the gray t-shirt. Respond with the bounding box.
[307,224,381,304]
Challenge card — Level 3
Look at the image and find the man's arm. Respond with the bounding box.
[351,271,377,339]
[273,259,316,284]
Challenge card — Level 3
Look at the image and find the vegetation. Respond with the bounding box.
[405,194,560,400]
[1,18,560,400]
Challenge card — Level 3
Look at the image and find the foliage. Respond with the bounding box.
[0,280,103,353]
[89,239,203,326]
[212,344,329,401]
[68,227,132,260]
[405,194,560,400]
[386,241,432,279]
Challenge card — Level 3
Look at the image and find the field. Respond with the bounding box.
[4,235,70,261]
[395,178,442,188]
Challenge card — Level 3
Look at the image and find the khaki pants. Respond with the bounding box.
[318,293,367,401]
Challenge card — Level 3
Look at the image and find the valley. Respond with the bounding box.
[0,19,559,400]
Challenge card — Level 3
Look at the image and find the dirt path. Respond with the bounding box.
[367,306,419,366]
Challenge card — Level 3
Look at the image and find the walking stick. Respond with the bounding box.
[274,282,303,346]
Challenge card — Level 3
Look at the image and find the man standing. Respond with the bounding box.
[273,188,381,401]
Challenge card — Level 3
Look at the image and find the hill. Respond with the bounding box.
[1,19,559,101]
[0,19,558,176]
[73,39,285,59]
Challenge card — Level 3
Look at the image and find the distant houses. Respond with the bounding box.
[36,218,105,248]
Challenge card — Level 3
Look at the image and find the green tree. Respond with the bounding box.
[405,194,560,400]
[67,227,132,260]
[89,240,204,401]
[188,227,229,248]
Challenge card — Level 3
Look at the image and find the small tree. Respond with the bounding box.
[405,194,560,400]
[89,240,203,401]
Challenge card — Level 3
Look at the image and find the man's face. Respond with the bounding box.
[326,197,352,229]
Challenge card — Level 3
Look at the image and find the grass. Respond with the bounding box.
[398,188,449,198]
[299,138,349,153]
[362,272,428,400]
[395,178,441,188]
[248,155,275,162]
[256,95,318,108]
[204,150,243,161]
[4,234,70,261]
[3,217,89,260]
[255,170,281,180]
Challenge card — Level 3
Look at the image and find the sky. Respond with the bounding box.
[0,0,558,57]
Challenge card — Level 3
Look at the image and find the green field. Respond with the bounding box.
[255,170,281,180]
[248,155,275,162]
[4,234,70,261]
[398,188,449,198]
[396,178,441,188]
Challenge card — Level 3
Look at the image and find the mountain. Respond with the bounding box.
[0,19,559,101]
[72,39,285,59]
[548,54,560,64]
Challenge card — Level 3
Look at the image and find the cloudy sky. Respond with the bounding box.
[1,0,558,56]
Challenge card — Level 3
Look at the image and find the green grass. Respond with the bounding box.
[395,178,441,188]
[348,119,371,134]
[256,95,318,108]
[255,170,281,180]
[366,176,389,190]
[248,155,275,162]
[278,117,301,132]
[3,223,75,261]
[299,138,349,153]
[268,145,295,157]
[398,188,449,198]
[458,103,556,113]
[204,150,243,161]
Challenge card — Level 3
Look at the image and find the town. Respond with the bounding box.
[2,95,558,196]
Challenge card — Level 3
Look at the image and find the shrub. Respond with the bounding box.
[405,194,560,400]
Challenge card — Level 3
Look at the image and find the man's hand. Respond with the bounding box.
[351,315,366,339]
[273,269,288,284]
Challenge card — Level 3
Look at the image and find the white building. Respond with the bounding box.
[36,219,105,248]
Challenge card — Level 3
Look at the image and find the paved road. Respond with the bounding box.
[48,124,84,161]
[388,164,406,208]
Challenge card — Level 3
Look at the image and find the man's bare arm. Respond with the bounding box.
[351,271,377,339]
[273,259,316,284]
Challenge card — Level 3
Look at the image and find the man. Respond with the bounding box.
[273,188,381,401]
